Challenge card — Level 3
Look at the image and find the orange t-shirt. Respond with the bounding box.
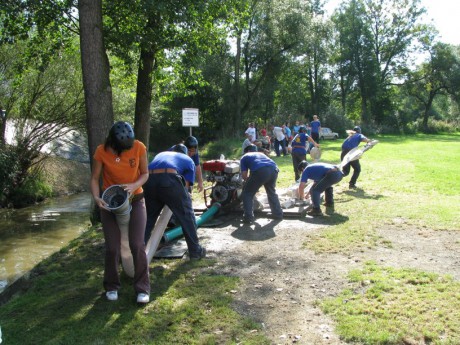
[94,140,146,195]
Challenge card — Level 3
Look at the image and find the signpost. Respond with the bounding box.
[182,108,199,136]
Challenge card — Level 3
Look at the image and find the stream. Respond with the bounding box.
[0,193,91,294]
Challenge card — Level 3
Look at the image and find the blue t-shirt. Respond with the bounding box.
[300,163,337,182]
[292,125,300,135]
[240,152,278,172]
[310,120,321,134]
[291,133,309,155]
[342,133,367,150]
[148,151,196,184]
[284,127,291,138]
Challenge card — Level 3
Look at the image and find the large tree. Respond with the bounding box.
[332,0,427,126]
[406,42,460,132]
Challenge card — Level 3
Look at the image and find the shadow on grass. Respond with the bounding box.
[0,229,202,344]
[301,212,349,226]
[342,188,384,200]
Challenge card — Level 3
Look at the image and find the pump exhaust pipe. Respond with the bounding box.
[101,185,135,277]
[102,186,175,278]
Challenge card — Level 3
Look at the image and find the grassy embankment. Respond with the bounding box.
[1,134,459,344]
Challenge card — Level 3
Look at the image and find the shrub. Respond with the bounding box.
[9,169,52,208]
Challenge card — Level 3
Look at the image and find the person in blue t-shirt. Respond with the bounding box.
[240,145,283,223]
[283,123,292,147]
[298,161,343,216]
[290,126,319,181]
[340,126,371,189]
[184,136,204,192]
[292,120,301,136]
[144,144,206,260]
[309,115,321,143]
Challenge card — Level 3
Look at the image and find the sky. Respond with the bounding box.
[324,0,460,46]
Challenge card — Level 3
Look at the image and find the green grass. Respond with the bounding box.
[320,262,460,345]
[0,229,269,345]
[292,134,460,254]
[1,133,460,344]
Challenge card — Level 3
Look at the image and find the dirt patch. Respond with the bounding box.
[197,211,460,345]
[41,156,90,196]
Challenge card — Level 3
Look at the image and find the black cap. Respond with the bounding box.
[297,160,308,172]
[244,144,258,153]
[110,121,134,151]
[184,136,198,148]
[173,143,188,155]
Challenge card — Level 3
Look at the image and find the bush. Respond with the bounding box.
[200,138,242,160]
[403,118,458,134]
[8,169,52,208]
[0,145,52,208]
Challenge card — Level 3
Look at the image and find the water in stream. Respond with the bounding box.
[0,193,92,293]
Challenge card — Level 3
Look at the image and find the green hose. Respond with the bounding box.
[163,203,221,242]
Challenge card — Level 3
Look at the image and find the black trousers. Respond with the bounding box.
[144,173,202,257]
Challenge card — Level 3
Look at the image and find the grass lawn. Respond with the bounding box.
[0,133,459,344]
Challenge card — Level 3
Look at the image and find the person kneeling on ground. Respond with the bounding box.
[240,144,283,224]
[297,160,343,216]
[144,144,206,260]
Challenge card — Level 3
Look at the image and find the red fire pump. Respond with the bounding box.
[202,159,244,207]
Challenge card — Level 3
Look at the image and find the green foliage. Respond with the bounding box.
[405,118,459,134]
[0,144,52,207]
[8,168,52,208]
[321,262,460,344]
[0,145,21,206]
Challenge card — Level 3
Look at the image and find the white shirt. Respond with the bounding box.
[245,127,256,141]
[273,127,285,141]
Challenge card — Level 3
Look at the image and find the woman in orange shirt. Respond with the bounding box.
[90,121,150,304]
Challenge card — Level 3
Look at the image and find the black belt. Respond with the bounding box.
[149,168,178,174]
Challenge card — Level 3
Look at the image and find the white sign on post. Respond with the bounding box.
[182,108,199,127]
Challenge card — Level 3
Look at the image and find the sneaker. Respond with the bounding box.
[349,184,357,189]
[243,217,255,224]
[137,293,149,304]
[106,290,118,301]
[307,208,323,216]
[190,247,207,260]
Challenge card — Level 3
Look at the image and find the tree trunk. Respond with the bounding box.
[78,0,114,161]
[422,94,435,133]
[78,0,114,224]
[233,32,242,137]
[134,49,156,151]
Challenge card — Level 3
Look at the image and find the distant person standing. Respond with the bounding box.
[283,123,292,147]
[310,115,321,143]
[270,124,287,156]
[292,120,301,136]
[340,126,371,189]
[184,136,204,193]
[245,122,257,142]
[240,145,283,223]
[290,126,319,181]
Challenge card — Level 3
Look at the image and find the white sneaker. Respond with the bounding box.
[137,293,149,304]
[106,290,118,301]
